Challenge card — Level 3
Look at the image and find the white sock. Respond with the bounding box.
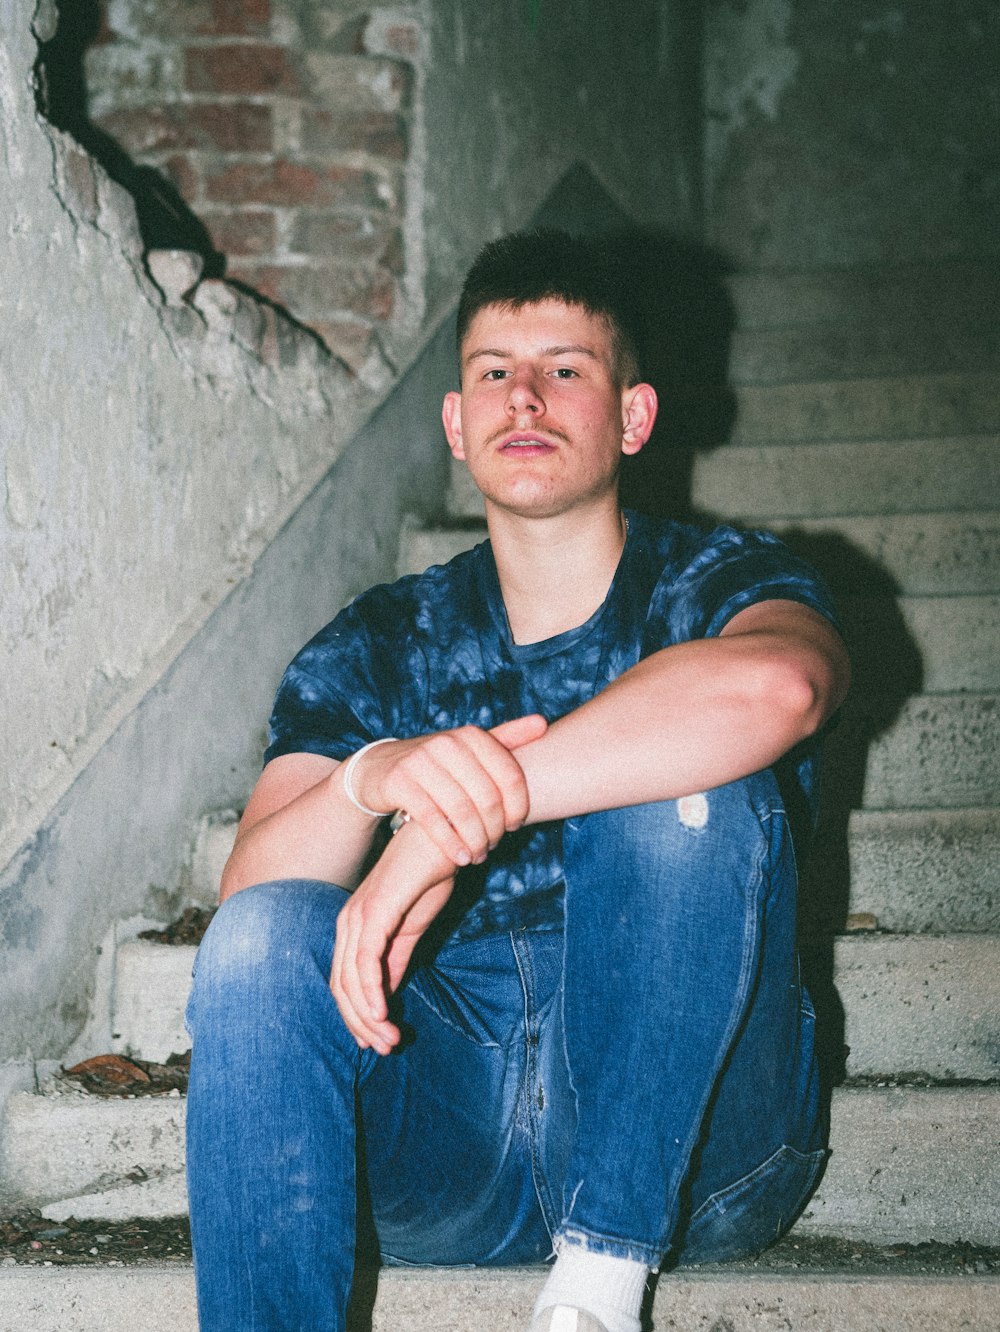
[532,1242,648,1332]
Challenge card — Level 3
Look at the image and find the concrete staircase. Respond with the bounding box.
[2,262,998,1328]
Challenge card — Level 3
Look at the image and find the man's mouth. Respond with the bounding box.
[499,434,556,452]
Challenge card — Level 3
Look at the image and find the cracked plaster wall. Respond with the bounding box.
[0,0,692,1063]
[705,0,1000,268]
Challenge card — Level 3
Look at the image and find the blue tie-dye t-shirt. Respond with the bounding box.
[264,510,839,939]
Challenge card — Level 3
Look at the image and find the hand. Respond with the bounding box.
[330,820,455,1054]
[346,714,547,869]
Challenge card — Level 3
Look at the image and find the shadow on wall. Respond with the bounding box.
[780,530,922,1091]
[611,227,738,521]
[33,0,224,270]
[531,174,740,521]
[536,197,925,1096]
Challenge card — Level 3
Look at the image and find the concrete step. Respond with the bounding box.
[728,372,1000,446]
[726,321,1000,385]
[801,1086,1000,1245]
[0,1087,185,1217]
[3,1086,998,1243]
[100,929,1000,1078]
[111,941,195,1065]
[2,1264,999,1332]
[400,519,486,574]
[772,512,1000,598]
[839,595,1000,695]
[436,492,1000,598]
[725,263,1000,331]
[689,435,1000,519]
[827,691,999,812]
[822,934,1000,1081]
[807,807,1000,935]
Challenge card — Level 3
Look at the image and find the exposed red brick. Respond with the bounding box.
[291,213,403,272]
[299,108,406,160]
[372,22,421,60]
[96,0,268,41]
[185,44,300,97]
[203,208,276,256]
[92,3,118,47]
[95,103,272,155]
[203,0,271,37]
[161,153,200,201]
[204,158,390,209]
[228,261,395,322]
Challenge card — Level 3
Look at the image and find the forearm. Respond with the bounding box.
[220,761,380,901]
[518,618,847,824]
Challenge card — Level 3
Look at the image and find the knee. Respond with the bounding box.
[191,879,348,1005]
[563,776,783,914]
[569,776,774,861]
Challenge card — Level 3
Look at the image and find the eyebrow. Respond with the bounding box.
[463,343,602,366]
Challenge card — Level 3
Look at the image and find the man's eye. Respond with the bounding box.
[552,367,579,379]
[483,369,509,381]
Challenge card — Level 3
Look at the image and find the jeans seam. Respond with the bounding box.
[652,814,768,1257]
[688,1141,828,1227]
[511,931,558,1242]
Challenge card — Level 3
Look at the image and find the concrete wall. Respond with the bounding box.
[419,0,698,321]
[705,0,1000,268]
[0,0,692,1065]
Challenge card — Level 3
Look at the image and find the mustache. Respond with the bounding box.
[485,424,570,447]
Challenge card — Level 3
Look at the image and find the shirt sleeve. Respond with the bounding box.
[645,523,842,652]
[262,603,387,767]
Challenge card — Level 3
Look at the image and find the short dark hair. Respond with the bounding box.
[456,228,641,386]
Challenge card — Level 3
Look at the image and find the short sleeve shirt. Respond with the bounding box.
[264,510,840,939]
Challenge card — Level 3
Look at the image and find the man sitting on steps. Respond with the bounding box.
[185,228,851,1332]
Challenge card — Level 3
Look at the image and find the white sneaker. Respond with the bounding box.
[528,1308,609,1332]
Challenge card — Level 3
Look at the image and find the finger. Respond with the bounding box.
[489,713,548,749]
[416,736,510,851]
[392,742,501,861]
[332,907,397,1053]
[458,726,539,831]
[390,771,486,866]
[340,897,402,1048]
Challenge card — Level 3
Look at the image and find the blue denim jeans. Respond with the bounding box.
[185,772,827,1330]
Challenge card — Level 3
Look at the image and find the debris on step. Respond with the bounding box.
[0,1210,191,1266]
[61,1052,190,1098]
[139,907,216,947]
[1,1217,999,1277]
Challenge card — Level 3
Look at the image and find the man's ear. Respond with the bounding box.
[442,390,466,460]
[620,382,658,456]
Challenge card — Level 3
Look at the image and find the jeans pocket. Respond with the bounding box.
[678,1142,828,1265]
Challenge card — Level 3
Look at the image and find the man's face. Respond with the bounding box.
[442,300,656,521]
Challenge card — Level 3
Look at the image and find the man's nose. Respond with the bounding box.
[506,366,545,415]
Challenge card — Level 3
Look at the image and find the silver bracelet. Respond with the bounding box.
[341,737,398,818]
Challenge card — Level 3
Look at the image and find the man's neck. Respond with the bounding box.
[486,501,629,645]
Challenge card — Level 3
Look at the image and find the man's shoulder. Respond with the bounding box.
[355,536,489,616]
[629,509,808,577]
[302,536,491,658]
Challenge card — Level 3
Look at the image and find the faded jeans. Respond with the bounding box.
[185,772,827,1330]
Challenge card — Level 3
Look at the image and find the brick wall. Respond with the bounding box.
[83,1,422,372]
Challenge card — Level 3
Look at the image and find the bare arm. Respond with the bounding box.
[219,714,549,902]
[220,753,380,902]
[333,598,850,1052]
[516,598,850,822]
